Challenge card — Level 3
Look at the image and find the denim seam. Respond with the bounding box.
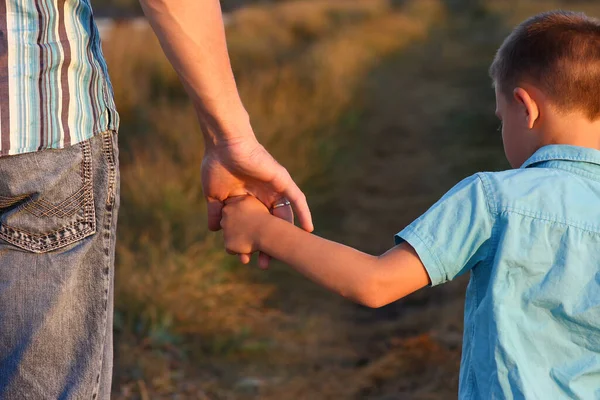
[90,130,117,400]
[540,163,600,183]
[476,173,500,265]
[476,173,497,215]
[403,225,449,284]
[469,173,501,399]
[102,130,117,206]
[500,206,600,234]
[0,139,97,253]
[0,193,32,208]
[522,150,600,168]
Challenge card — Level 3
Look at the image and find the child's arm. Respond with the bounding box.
[258,217,430,307]
[221,196,430,308]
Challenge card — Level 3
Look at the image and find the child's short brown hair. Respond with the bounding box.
[489,10,600,120]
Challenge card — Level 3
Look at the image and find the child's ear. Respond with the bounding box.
[513,87,539,129]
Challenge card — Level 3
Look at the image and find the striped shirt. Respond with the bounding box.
[0,0,119,156]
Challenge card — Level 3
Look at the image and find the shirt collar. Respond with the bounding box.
[521,145,600,169]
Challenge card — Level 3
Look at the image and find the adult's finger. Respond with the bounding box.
[272,201,294,224]
[258,253,270,270]
[207,197,223,231]
[283,182,313,232]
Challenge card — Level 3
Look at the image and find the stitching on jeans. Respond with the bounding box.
[91,130,118,399]
[90,202,114,399]
[0,193,34,209]
[23,142,88,218]
[102,130,117,206]
[23,186,88,218]
[0,138,97,253]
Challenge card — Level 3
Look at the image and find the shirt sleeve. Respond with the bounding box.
[395,173,495,286]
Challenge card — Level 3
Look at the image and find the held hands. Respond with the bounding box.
[221,195,271,256]
[141,0,311,267]
[202,136,312,268]
[202,137,312,231]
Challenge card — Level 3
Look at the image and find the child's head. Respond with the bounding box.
[489,10,600,167]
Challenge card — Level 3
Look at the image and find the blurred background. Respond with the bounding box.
[93,0,600,398]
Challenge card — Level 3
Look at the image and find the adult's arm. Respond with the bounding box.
[138,0,314,265]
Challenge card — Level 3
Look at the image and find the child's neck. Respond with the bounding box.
[539,112,600,150]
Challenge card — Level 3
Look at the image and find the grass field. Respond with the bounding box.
[102,0,600,398]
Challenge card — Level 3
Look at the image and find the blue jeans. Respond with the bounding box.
[0,130,120,399]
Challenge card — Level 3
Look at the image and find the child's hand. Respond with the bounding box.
[221,195,271,258]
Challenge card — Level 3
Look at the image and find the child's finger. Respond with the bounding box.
[207,198,223,231]
[223,194,251,205]
[226,249,250,264]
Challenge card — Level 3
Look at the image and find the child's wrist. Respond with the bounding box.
[253,212,276,251]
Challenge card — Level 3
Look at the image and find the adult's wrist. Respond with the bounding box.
[195,100,256,148]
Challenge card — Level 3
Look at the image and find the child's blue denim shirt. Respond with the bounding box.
[396,145,600,399]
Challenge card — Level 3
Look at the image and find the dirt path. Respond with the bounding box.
[110,3,600,399]
[308,7,509,399]
[224,6,512,400]
[113,3,510,399]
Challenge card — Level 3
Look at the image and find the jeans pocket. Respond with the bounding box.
[0,138,96,253]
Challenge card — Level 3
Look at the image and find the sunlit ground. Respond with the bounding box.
[101,1,600,398]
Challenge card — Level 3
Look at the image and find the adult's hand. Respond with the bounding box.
[140,0,313,267]
[202,136,313,268]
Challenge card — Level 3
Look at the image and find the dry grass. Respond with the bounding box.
[103,1,446,394]
[104,0,445,395]
[105,0,442,353]
[103,0,600,398]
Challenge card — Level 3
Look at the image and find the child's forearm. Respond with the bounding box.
[222,198,429,306]
[255,213,430,307]
[257,215,380,306]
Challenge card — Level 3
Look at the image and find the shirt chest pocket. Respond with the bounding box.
[0,139,96,253]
